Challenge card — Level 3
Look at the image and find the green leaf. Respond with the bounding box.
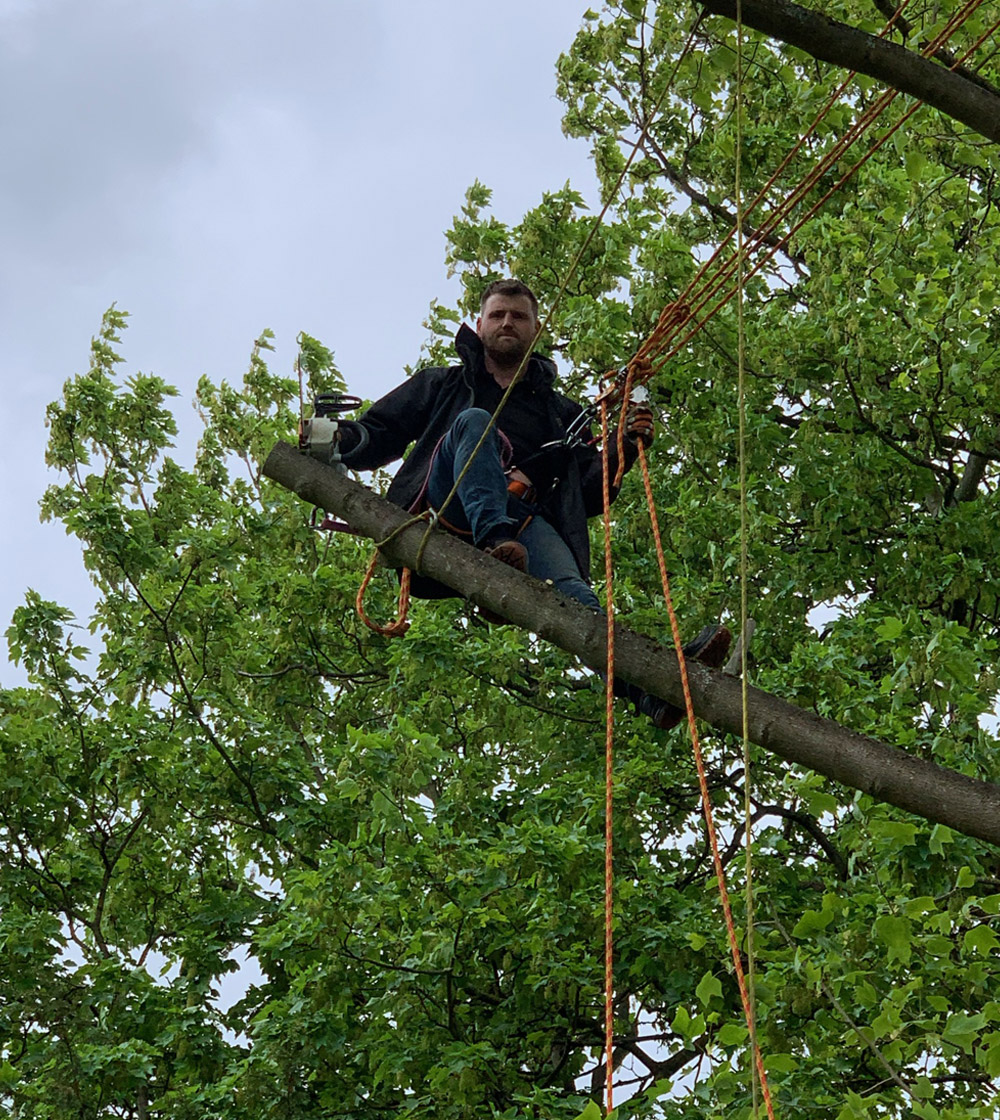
[572,1102,604,1120]
[928,824,955,854]
[905,149,927,181]
[792,907,835,937]
[871,820,918,847]
[695,970,723,1007]
[874,915,913,966]
[964,925,1000,957]
[942,1011,987,1054]
[985,1038,1000,1077]
[764,1052,798,1073]
[716,1021,748,1046]
[876,617,904,640]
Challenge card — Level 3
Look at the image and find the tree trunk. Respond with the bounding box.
[264,441,1000,847]
[699,0,1000,144]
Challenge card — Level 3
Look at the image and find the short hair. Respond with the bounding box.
[479,278,539,318]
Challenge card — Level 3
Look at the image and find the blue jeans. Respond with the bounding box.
[425,408,601,612]
[426,408,645,706]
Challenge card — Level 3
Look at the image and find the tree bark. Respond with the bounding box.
[264,440,1000,848]
[699,0,1000,144]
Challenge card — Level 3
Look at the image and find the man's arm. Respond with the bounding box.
[573,402,653,517]
[337,367,445,472]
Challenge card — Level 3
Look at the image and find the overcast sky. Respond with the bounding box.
[1,0,599,683]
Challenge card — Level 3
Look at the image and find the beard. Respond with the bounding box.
[483,331,531,369]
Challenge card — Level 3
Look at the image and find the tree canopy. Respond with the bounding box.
[3,2,999,1118]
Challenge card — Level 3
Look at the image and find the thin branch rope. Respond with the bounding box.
[635,440,777,1119]
[734,5,761,1115]
[296,352,305,427]
[600,399,617,1116]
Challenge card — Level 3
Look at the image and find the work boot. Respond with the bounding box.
[484,540,528,571]
[477,535,528,623]
[639,624,732,730]
[477,522,527,568]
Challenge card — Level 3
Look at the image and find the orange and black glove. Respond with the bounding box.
[625,403,655,448]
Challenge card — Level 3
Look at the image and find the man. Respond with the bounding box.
[333,279,730,727]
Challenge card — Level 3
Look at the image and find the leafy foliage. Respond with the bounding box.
[3,2,1000,1116]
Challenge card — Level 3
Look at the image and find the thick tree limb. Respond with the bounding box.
[870,0,1000,96]
[951,426,999,504]
[699,0,1000,144]
[264,441,1000,847]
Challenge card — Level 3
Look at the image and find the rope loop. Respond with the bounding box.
[355,552,412,637]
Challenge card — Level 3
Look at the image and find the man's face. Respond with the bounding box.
[476,293,539,367]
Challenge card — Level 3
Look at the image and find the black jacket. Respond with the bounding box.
[339,325,637,582]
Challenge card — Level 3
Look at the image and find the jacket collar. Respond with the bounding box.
[454,322,557,390]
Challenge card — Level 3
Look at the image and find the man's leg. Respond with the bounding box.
[638,624,732,729]
[518,513,731,727]
[517,514,642,705]
[516,513,601,611]
[425,408,522,556]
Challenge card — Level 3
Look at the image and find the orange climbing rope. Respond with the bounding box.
[599,401,618,1114]
[599,396,777,1115]
[632,438,776,1118]
[355,553,414,637]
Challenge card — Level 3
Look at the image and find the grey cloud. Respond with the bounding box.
[0,0,380,265]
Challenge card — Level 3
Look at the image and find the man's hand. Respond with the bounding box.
[299,415,343,466]
[625,403,655,448]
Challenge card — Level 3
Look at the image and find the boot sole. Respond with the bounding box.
[652,625,733,729]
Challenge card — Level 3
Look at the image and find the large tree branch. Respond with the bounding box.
[699,0,1000,144]
[951,426,999,505]
[870,0,1000,97]
[263,441,1000,848]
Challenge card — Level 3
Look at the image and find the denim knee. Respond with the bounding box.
[451,408,494,439]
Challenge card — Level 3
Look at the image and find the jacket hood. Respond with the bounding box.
[454,322,557,389]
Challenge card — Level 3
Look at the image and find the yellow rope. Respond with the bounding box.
[733,5,762,1115]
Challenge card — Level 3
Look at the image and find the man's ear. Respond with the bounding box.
[475,316,483,336]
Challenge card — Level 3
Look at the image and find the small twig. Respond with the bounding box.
[771,911,914,1099]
